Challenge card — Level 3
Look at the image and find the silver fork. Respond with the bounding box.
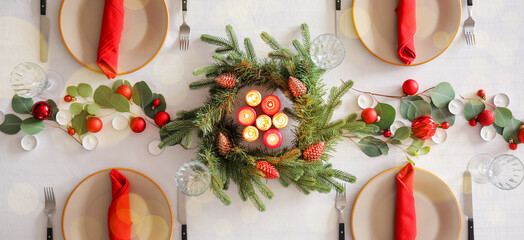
[44,187,56,240]
[464,0,475,46]
[335,183,346,240]
[179,0,190,51]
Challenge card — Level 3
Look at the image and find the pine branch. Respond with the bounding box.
[226,25,242,55]
[301,23,311,52]
[244,38,257,61]
[216,46,233,54]
[200,34,232,49]
[260,32,282,50]
[251,177,275,199]
[189,78,216,90]
[292,39,310,61]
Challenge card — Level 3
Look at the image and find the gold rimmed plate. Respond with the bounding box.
[59,0,168,75]
[62,168,173,240]
[351,167,462,239]
[352,0,461,66]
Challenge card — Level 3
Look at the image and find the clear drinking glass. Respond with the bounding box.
[310,34,346,70]
[468,153,524,190]
[175,161,211,196]
[10,62,64,98]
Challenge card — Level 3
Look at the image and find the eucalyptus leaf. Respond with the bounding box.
[86,104,100,115]
[389,139,402,145]
[430,82,455,108]
[71,110,89,136]
[110,94,130,112]
[20,118,45,135]
[494,124,504,135]
[132,81,153,108]
[78,83,93,98]
[0,114,22,135]
[502,118,522,143]
[493,107,512,127]
[374,103,395,130]
[124,80,132,87]
[463,100,485,121]
[11,95,34,114]
[417,146,430,155]
[400,96,423,119]
[70,102,83,115]
[393,126,411,141]
[67,86,79,97]
[112,79,124,92]
[93,85,114,108]
[406,138,425,156]
[357,136,389,157]
[430,102,455,125]
[144,94,167,119]
[46,100,58,121]
[407,100,431,121]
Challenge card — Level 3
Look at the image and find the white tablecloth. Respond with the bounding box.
[1,0,524,239]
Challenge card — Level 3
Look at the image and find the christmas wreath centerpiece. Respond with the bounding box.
[158,24,379,211]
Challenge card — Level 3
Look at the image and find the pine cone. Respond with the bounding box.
[288,76,307,97]
[256,161,280,179]
[216,133,232,156]
[215,73,237,89]
[303,142,325,162]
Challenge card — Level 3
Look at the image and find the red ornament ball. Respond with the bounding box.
[469,118,477,126]
[31,101,52,120]
[64,95,73,102]
[477,110,495,126]
[402,79,419,95]
[441,122,450,129]
[477,89,486,100]
[86,117,103,133]
[411,116,437,140]
[130,117,146,133]
[361,108,378,124]
[154,111,171,127]
[116,85,133,100]
[152,99,161,107]
[383,130,392,138]
[510,143,518,150]
[519,128,524,144]
[67,127,75,136]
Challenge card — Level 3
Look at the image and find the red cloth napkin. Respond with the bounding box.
[97,0,125,79]
[108,169,132,240]
[396,0,416,64]
[395,163,416,240]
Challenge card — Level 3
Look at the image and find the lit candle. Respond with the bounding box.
[256,115,272,131]
[272,112,288,129]
[246,90,262,107]
[263,129,283,148]
[261,95,281,116]
[243,126,259,142]
[237,106,257,126]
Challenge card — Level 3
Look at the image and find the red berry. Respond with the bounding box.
[402,79,419,95]
[154,111,171,127]
[383,130,392,138]
[477,89,486,100]
[86,117,103,133]
[130,117,146,133]
[477,110,495,126]
[361,108,378,124]
[152,99,161,107]
[64,95,72,102]
[510,143,517,150]
[519,128,524,144]
[441,122,450,129]
[67,127,75,136]
[469,118,477,126]
[116,85,133,100]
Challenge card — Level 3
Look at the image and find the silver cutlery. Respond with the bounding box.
[335,183,346,240]
[179,0,190,51]
[39,0,50,62]
[335,0,341,37]
[44,187,56,240]
[463,171,474,240]
[464,0,476,46]
[178,191,187,240]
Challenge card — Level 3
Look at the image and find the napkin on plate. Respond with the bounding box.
[97,0,125,79]
[395,163,416,240]
[396,0,416,64]
[108,169,132,240]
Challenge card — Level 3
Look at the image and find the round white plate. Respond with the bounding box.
[353,0,461,66]
[59,0,168,75]
[62,168,173,240]
[351,167,461,240]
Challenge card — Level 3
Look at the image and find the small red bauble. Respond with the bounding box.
[31,101,52,120]
[411,116,437,140]
[519,128,524,144]
[383,130,392,138]
[402,79,419,95]
[152,99,161,108]
[116,85,133,100]
[64,95,73,102]
[67,127,75,136]
[130,117,146,133]
[469,118,477,126]
[361,108,378,124]
[86,117,103,133]
[477,89,486,100]
[441,122,450,129]
[154,111,171,127]
[510,143,517,150]
[477,110,495,126]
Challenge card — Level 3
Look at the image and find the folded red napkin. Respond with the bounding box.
[97,0,125,79]
[108,169,132,240]
[396,0,416,64]
[395,163,416,240]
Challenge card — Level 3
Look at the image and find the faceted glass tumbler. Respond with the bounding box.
[10,62,49,98]
[469,153,524,190]
[175,161,211,196]
[310,34,346,70]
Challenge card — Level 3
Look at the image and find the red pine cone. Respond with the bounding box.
[256,161,280,179]
[289,76,307,97]
[215,73,237,89]
[216,133,232,156]
[303,142,325,162]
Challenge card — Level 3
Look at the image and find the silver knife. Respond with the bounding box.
[40,0,50,63]
[335,0,341,36]
[177,191,187,240]
[463,171,474,240]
